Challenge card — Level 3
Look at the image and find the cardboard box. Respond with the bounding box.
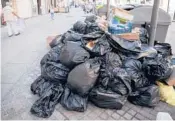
[112,8,133,22]
[46,35,57,48]
[118,33,139,41]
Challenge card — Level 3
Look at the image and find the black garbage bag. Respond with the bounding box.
[40,45,62,65]
[41,62,70,83]
[30,83,63,118]
[98,53,123,91]
[89,86,127,109]
[73,21,87,34]
[128,85,160,107]
[49,35,63,48]
[31,76,53,96]
[108,67,131,95]
[67,58,101,96]
[59,41,90,69]
[40,45,70,83]
[61,30,84,43]
[118,44,157,60]
[61,87,88,112]
[123,59,150,89]
[117,52,135,61]
[139,28,149,44]
[85,22,101,34]
[82,32,111,56]
[143,55,172,82]
[85,15,97,23]
[82,31,103,40]
[154,42,172,58]
[109,35,141,55]
[104,52,122,70]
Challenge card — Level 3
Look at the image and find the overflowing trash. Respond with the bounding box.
[30,9,174,118]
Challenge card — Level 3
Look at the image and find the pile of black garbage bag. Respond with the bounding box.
[30,15,173,118]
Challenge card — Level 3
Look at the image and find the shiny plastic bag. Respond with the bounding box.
[157,81,175,106]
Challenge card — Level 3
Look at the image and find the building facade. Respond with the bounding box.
[2,0,51,18]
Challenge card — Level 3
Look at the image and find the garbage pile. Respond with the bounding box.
[30,14,173,118]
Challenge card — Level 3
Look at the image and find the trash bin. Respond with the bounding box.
[130,6,172,43]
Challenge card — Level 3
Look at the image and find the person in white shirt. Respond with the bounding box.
[2,2,20,37]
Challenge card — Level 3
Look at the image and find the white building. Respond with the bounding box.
[8,0,50,18]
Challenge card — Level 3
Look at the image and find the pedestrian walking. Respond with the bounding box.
[2,2,20,37]
[50,6,55,20]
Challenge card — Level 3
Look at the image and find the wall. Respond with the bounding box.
[41,0,47,14]
[16,0,32,18]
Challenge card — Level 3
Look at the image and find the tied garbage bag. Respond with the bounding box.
[61,87,88,112]
[30,83,63,118]
[85,15,97,23]
[143,55,172,82]
[85,22,101,34]
[73,21,87,34]
[98,52,122,89]
[89,86,127,109]
[154,43,172,58]
[128,85,160,107]
[67,58,101,96]
[61,30,84,43]
[40,46,70,83]
[41,62,70,83]
[31,76,53,96]
[104,52,122,70]
[40,44,63,65]
[109,67,131,95]
[157,81,175,106]
[82,32,111,56]
[59,41,90,68]
[123,59,150,89]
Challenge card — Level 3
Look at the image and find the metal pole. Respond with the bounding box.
[149,0,160,46]
[107,0,110,20]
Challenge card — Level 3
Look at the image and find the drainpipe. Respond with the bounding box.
[149,0,160,46]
